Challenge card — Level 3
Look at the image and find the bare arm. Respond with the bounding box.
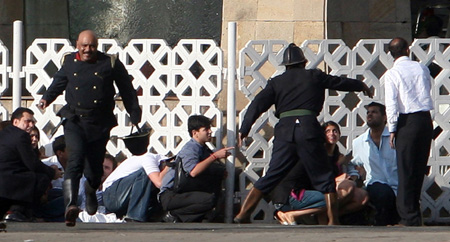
[189,147,233,177]
[148,165,169,189]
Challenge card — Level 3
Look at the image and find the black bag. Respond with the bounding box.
[172,155,225,194]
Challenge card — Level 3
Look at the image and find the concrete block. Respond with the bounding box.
[369,0,396,22]
[256,22,294,42]
[326,21,343,39]
[223,0,257,21]
[294,21,325,44]
[257,0,294,21]
[293,0,325,21]
[341,22,370,47]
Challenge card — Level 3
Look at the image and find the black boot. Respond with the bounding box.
[63,179,80,227]
[84,182,98,215]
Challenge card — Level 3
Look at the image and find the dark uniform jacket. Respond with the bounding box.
[240,67,366,142]
[0,125,55,202]
[42,52,141,130]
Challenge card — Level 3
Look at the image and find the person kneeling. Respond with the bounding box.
[102,131,168,222]
[158,115,232,222]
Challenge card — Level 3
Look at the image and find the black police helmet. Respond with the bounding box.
[281,43,307,66]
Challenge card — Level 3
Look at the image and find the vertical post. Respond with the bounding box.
[12,20,23,111]
[225,22,237,223]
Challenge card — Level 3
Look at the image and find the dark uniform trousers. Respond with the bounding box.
[395,111,432,226]
[64,118,110,191]
[159,190,215,222]
[254,115,336,195]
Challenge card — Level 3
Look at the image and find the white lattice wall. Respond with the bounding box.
[1,37,450,224]
[238,39,450,223]
[0,40,9,121]
[21,38,223,158]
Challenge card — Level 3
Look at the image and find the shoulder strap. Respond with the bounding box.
[60,52,72,66]
[106,53,117,68]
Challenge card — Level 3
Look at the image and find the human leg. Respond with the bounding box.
[396,112,432,226]
[235,139,297,223]
[83,133,109,215]
[62,121,86,226]
[367,182,398,226]
[296,130,338,225]
[160,190,215,222]
[103,169,152,222]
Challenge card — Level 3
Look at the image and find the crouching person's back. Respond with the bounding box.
[159,115,233,222]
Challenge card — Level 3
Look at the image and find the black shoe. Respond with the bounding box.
[0,221,6,232]
[65,205,80,227]
[162,212,178,223]
[85,183,98,215]
[4,211,33,222]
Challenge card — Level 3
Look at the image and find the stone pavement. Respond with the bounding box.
[1,222,450,242]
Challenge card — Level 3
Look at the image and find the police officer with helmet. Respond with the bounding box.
[234,43,373,225]
[39,30,142,227]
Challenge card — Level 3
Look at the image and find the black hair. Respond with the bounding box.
[322,120,341,135]
[52,135,66,153]
[188,115,211,137]
[366,102,386,116]
[388,37,409,59]
[11,107,34,122]
[104,154,118,170]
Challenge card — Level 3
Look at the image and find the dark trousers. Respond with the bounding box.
[64,119,110,194]
[254,122,335,194]
[395,111,432,226]
[103,169,154,222]
[367,182,399,226]
[1,173,51,219]
[160,190,215,222]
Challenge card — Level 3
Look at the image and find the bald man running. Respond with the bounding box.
[40,30,142,226]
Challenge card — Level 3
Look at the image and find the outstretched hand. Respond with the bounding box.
[362,83,373,98]
[38,99,48,110]
[213,147,234,159]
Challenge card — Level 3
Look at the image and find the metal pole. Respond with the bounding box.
[12,20,23,111]
[225,22,237,223]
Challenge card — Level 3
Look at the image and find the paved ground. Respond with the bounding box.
[1,222,450,242]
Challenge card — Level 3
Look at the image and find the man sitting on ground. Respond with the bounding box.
[102,136,169,222]
[0,107,62,222]
[349,102,399,226]
[158,115,232,222]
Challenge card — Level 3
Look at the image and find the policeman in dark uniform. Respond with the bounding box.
[234,43,373,225]
[39,30,141,226]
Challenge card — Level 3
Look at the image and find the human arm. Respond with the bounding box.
[384,70,400,138]
[239,80,276,138]
[148,165,169,188]
[112,58,142,125]
[39,63,70,109]
[317,70,373,98]
[189,147,233,177]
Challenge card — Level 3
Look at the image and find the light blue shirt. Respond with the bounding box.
[349,127,398,194]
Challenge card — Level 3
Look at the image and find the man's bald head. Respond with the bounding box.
[388,37,409,59]
[76,30,98,62]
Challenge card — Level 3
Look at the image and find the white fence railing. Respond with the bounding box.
[1,21,450,224]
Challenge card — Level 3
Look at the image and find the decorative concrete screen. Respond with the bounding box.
[23,38,223,158]
[238,39,450,223]
[0,40,8,121]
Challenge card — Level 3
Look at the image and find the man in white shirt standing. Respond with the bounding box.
[350,102,399,226]
[384,37,433,226]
